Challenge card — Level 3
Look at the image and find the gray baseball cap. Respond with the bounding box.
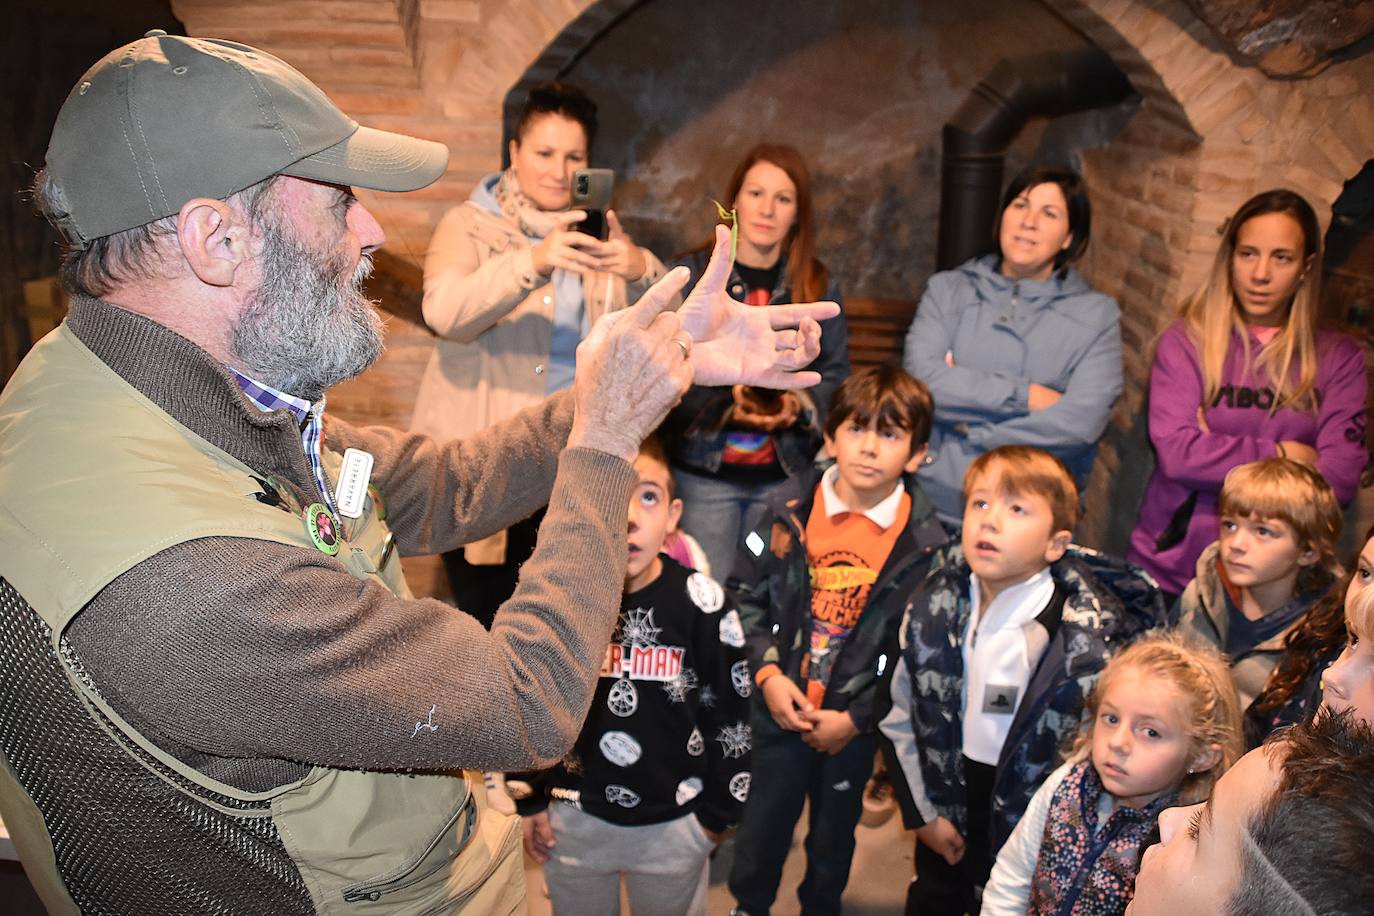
[44,30,449,248]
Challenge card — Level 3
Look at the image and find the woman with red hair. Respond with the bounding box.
[660,144,850,580]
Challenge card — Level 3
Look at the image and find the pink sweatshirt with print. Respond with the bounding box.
[1128,321,1367,595]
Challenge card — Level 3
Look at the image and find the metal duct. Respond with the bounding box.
[938,47,1137,271]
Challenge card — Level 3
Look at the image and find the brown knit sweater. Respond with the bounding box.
[62,298,636,791]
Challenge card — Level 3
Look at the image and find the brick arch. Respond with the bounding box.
[496,0,1207,327]
[508,0,1204,141]
[169,0,1373,557]
[505,0,645,94]
[503,0,1362,259]
[497,0,646,159]
[498,0,1213,294]
[1041,0,1203,139]
[489,0,1209,555]
[436,0,634,116]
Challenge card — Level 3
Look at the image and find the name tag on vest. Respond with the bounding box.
[336,448,374,519]
[982,684,1019,714]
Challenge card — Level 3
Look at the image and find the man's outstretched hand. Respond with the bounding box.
[678,224,839,389]
[568,224,839,462]
[570,267,695,463]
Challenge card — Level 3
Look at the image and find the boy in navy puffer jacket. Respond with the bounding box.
[880,446,1164,916]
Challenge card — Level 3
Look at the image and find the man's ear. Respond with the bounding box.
[1044,529,1073,564]
[177,198,246,287]
[668,497,684,534]
[1190,743,1223,775]
[904,442,929,474]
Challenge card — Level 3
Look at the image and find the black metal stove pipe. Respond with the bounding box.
[938,47,1137,271]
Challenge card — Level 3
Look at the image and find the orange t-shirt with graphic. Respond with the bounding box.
[800,488,910,707]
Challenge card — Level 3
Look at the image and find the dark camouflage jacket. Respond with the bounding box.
[887,543,1165,850]
[730,468,950,732]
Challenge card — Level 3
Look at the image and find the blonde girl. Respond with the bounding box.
[982,634,1244,916]
[1127,189,1366,600]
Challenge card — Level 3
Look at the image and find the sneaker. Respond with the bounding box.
[860,771,896,828]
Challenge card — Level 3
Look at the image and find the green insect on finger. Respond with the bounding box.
[711,198,739,263]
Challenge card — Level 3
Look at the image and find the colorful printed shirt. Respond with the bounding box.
[801,465,910,706]
[983,759,1174,915]
[720,261,784,468]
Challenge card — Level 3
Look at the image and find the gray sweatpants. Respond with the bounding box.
[543,804,714,916]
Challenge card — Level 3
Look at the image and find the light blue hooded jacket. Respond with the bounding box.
[903,254,1123,523]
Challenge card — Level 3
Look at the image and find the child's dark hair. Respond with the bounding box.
[514,81,598,149]
[1252,525,1373,719]
[639,433,675,499]
[1231,711,1374,916]
[824,365,934,455]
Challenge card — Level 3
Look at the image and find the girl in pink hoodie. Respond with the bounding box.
[1128,189,1366,598]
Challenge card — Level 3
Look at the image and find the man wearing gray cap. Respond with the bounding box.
[0,31,837,915]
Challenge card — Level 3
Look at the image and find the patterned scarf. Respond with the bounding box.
[491,169,625,392]
[493,169,567,240]
[1029,759,1176,915]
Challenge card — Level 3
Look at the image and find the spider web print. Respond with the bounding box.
[715,722,752,759]
[662,666,699,703]
[698,685,718,708]
[730,660,753,697]
[607,678,639,717]
[619,606,663,647]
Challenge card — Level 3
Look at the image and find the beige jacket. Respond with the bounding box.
[411,199,667,444]
[1177,541,1324,709]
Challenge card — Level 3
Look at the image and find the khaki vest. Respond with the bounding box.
[0,325,523,915]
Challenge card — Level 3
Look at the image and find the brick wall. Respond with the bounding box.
[1045,0,1373,548]
[171,0,1374,554]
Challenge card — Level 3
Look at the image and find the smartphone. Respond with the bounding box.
[571,168,614,241]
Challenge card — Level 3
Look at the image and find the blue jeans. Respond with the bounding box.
[729,698,877,915]
[672,468,789,585]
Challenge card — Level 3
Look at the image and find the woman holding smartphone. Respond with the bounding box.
[661,143,849,581]
[413,80,666,626]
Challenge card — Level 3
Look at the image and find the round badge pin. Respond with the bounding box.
[305,503,341,555]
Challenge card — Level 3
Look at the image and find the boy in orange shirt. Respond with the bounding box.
[728,366,950,916]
